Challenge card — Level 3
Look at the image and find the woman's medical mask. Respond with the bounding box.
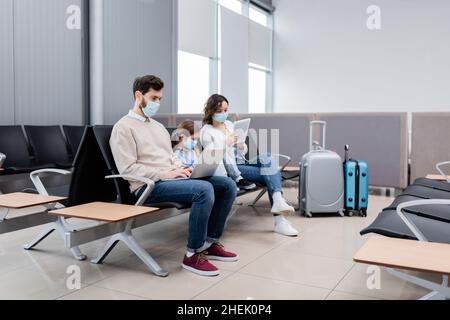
[213,113,228,123]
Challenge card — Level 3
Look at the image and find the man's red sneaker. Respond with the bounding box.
[182,253,220,276]
[203,243,239,262]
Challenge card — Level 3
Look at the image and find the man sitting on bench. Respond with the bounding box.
[110,75,238,277]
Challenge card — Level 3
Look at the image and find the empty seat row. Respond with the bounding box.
[361,176,450,243]
[356,175,450,300]
[0,125,86,175]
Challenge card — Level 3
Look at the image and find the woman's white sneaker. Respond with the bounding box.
[271,201,295,214]
[274,216,299,237]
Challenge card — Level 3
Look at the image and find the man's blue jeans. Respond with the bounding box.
[237,154,282,206]
[138,176,237,252]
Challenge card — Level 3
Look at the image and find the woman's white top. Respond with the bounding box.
[200,121,247,177]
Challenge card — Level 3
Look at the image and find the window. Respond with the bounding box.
[178,0,274,114]
[248,67,267,114]
[219,0,242,15]
[248,4,273,113]
[178,50,210,114]
[249,5,269,27]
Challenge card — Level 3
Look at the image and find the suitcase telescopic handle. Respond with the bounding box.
[310,121,327,151]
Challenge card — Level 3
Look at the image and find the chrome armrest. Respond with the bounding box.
[396,199,450,242]
[105,175,155,206]
[435,162,450,183]
[271,154,292,171]
[30,169,72,196]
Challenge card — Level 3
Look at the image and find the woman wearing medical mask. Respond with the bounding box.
[200,94,299,237]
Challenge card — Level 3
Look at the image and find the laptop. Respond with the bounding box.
[162,149,225,181]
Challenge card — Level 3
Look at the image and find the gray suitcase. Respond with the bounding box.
[299,121,345,217]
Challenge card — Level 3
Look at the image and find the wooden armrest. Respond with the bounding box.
[49,202,160,222]
[0,192,66,209]
[283,166,300,172]
[354,236,450,275]
[426,174,450,181]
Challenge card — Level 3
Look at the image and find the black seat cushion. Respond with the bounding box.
[148,202,190,210]
[236,185,265,197]
[2,163,57,175]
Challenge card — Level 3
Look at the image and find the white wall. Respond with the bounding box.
[273,0,450,113]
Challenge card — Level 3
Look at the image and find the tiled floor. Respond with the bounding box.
[0,188,435,300]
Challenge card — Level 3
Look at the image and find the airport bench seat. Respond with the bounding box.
[1,164,57,175]
[402,184,450,199]
[18,126,191,276]
[360,209,450,243]
[0,192,66,210]
[24,126,73,169]
[354,235,450,299]
[413,177,450,192]
[0,192,66,235]
[0,126,59,176]
[382,173,450,222]
[49,202,160,223]
[425,174,450,181]
[354,235,450,276]
[49,202,171,276]
[358,198,450,299]
[410,161,450,193]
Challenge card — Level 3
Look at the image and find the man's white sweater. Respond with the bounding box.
[110,115,182,193]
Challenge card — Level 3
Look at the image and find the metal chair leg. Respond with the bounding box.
[249,188,267,207]
[24,217,87,261]
[91,228,169,277]
[122,231,169,277]
[23,224,56,250]
[387,269,450,300]
[91,235,120,265]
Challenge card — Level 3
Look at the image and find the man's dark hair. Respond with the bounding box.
[133,75,164,97]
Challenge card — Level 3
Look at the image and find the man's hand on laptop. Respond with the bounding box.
[163,168,193,180]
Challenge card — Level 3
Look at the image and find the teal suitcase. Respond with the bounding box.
[344,145,368,217]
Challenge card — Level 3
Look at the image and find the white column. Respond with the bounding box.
[89,0,103,125]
